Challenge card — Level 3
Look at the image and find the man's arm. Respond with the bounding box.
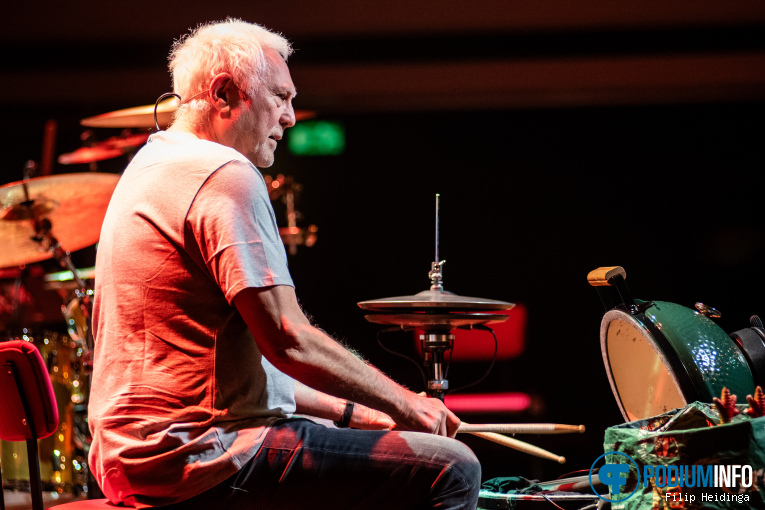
[234,285,460,437]
[294,380,395,430]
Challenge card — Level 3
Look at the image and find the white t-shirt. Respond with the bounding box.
[88,131,296,508]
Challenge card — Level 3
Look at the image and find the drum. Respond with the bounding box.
[600,301,755,422]
[478,489,599,509]
[0,329,89,494]
[590,266,758,423]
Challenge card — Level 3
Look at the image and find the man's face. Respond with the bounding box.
[230,49,296,167]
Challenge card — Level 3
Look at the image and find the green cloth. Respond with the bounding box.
[603,402,765,509]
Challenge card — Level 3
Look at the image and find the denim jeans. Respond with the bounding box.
[164,417,481,510]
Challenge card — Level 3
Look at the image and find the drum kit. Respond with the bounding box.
[0,170,117,498]
[11,99,760,503]
[0,98,319,500]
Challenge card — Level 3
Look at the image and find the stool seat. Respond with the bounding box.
[52,499,117,509]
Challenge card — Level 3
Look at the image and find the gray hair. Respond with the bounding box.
[168,18,292,126]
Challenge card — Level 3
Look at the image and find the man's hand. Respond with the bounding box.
[393,392,461,438]
[349,403,396,430]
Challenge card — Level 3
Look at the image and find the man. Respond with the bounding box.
[89,18,480,510]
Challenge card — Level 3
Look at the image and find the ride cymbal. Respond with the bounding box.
[0,173,120,268]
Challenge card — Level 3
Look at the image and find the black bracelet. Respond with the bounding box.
[333,401,355,428]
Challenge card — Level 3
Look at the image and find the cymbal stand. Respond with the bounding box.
[422,194,453,400]
[32,218,95,352]
[420,332,454,400]
[428,193,445,291]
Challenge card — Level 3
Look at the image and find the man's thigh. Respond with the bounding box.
[183,418,480,510]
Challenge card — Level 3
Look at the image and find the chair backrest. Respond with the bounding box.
[414,304,527,362]
[0,340,59,442]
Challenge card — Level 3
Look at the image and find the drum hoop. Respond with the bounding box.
[600,308,701,421]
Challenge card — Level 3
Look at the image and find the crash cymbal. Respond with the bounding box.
[363,312,508,329]
[58,146,124,165]
[81,98,317,129]
[0,173,120,268]
[59,133,151,165]
[358,288,515,312]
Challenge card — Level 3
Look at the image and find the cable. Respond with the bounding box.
[376,327,428,390]
[154,92,181,131]
[447,324,497,394]
[539,494,567,510]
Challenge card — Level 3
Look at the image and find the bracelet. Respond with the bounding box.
[333,400,355,428]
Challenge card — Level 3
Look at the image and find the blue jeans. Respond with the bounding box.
[165,417,481,509]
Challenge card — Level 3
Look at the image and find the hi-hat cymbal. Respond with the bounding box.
[0,173,120,268]
[358,288,515,312]
[58,133,151,165]
[81,98,316,129]
[363,312,509,329]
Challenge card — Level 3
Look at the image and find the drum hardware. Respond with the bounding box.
[264,174,318,255]
[589,265,761,423]
[357,196,585,463]
[358,194,514,401]
[80,97,316,130]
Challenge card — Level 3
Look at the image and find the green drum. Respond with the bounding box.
[589,266,759,422]
[600,300,755,422]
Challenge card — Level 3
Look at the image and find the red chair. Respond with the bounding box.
[0,340,114,509]
[414,304,540,416]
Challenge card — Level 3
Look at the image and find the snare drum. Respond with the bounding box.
[0,330,89,494]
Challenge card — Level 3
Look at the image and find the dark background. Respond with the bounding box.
[3,1,765,484]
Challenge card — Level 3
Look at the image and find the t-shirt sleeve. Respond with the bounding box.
[186,159,294,304]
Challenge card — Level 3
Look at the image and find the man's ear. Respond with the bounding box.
[209,73,238,113]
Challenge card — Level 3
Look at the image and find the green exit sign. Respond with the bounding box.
[288,121,345,156]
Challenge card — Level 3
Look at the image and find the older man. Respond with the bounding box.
[88,19,480,510]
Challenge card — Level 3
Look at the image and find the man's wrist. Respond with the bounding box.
[333,400,355,428]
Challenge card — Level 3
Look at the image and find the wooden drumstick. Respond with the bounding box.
[467,430,566,464]
[457,423,585,435]
[458,422,569,463]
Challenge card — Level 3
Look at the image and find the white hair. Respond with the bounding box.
[168,18,293,126]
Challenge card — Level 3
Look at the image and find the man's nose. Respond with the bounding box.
[281,105,296,129]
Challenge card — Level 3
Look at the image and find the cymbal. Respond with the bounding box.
[81,98,317,129]
[0,173,120,268]
[363,312,509,329]
[58,133,151,165]
[358,288,515,312]
[80,98,179,129]
[58,146,124,165]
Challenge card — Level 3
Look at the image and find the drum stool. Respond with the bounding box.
[0,340,114,510]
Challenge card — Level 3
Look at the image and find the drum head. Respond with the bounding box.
[601,310,686,422]
[601,302,755,423]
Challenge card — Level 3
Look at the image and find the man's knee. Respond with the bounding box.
[448,439,482,485]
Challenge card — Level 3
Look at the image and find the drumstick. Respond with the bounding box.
[457,423,585,435]
[466,431,566,464]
